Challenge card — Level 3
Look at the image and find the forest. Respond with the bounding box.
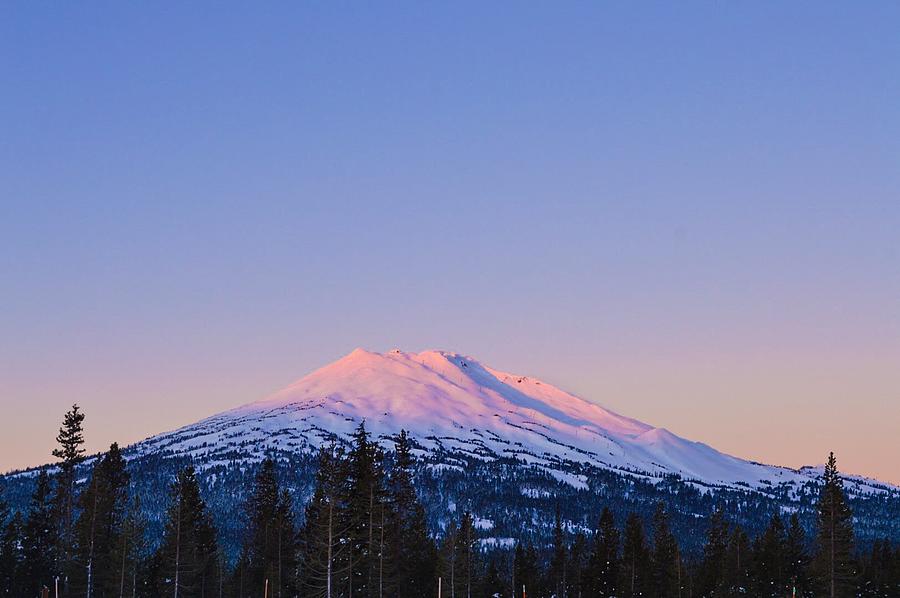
[1,405,898,598]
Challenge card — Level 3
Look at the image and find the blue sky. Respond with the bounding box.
[2,2,899,480]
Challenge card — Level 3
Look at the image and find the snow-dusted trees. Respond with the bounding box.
[585,506,619,596]
[548,504,567,597]
[650,501,681,598]
[22,471,56,597]
[235,457,297,597]
[0,490,22,595]
[299,443,348,598]
[386,430,436,596]
[620,512,650,598]
[149,466,219,597]
[299,424,439,598]
[70,442,130,598]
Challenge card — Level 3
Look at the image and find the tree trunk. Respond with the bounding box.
[173,499,181,598]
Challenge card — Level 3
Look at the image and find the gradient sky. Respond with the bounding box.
[2,3,899,483]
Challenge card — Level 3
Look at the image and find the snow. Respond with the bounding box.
[133,347,894,495]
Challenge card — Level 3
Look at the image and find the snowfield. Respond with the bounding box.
[131,348,892,496]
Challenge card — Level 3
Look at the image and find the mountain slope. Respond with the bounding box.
[133,348,887,494]
[5,347,899,558]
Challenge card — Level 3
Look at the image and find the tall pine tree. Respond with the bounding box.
[51,403,86,594]
[548,504,567,598]
[453,512,477,598]
[150,466,219,598]
[785,513,810,597]
[341,422,387,598]
[22,471,57,597]
[71,443,130,598]
[386,430,436,597]
[812,452,855,598]
[109,495,148,598]
[585,506,619,597]
[236,458,297,597]
[298,443,348,598]
[620,513,649,598]
[752,512,787,597]
[698,506,729,595]
[0,492,22,596]
[650,502,680,598]
[722,525,751,594]
[566,532,587,598]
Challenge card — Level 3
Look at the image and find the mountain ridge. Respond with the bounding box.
[130,347,892,495]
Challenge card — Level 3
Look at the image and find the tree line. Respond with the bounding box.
[1,404,899,597]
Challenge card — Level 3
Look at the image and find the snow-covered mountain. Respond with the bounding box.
[5,347,899,557]
[133,348,888,495]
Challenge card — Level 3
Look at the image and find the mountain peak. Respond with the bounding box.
[138,346,894,495]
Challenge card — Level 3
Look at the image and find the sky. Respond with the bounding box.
[2,3,898,483]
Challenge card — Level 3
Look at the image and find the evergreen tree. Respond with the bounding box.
[110,495,148,598]
[0,494,22,596]
[858,538,896,597]
[811,452,856,598]
[650,502,679,598]
[722,525,750,595]
[71,443,130,598]
[512,542,538,598]
[386,430,436,597]
[784,513,810,597]
[585,506,618,597]
[480,557,503,598]
[51,403,86,593]
[453,512,477,598]
[298,444,348,598]
[566,532,586,598]
[620,512,649,598]
[752,513,787,597]
[698,506,729,596]
[150,466,219,598]
[342,422,387,597]
[236,458,297,597]
[22,471,57,597]
[548,504,567,598]
[440,521,458,598]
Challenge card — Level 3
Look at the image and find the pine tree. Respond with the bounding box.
[859,538,895,597]
[650,502,679,598]
[299,443,348,598]
[548,504,567,598]
[441,521,458,598]
[566,532,586,598]
[386,430,436,597]
[453,512,477,598]
[752,513,787,597]
[0,493,22,596]
[722,525,750,595]
[71,443,130,598]
[22,471,57,597]
[51,403,86,592]
[698,506,729,596]
[109,495,148,598]
[150,466,219,598]
[512,542,538,598]
[620,513,649,598]
[585,506,618,597]
[784,513,810,597]
[480,557,503,598]
[236,458,297,597]
[341,422,387,597]
[651,502,679,598]
[811,452,855,598]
